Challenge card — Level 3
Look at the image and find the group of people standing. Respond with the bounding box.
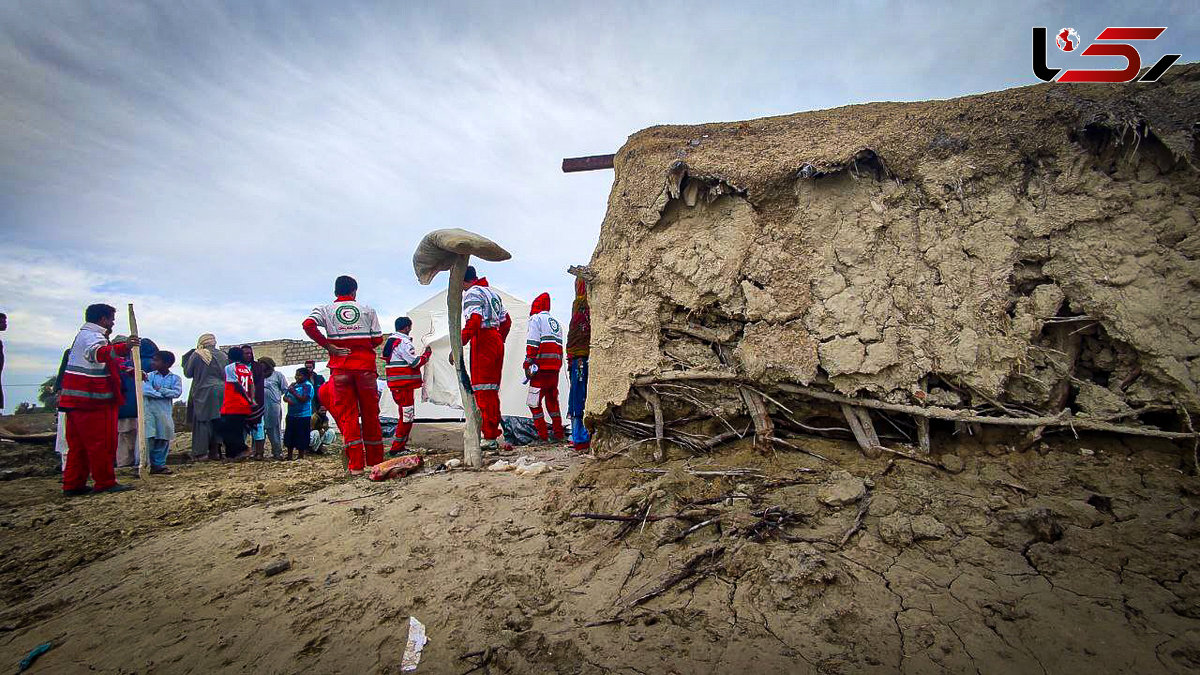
[53,269,591,493]
[302,268,591,476]
[180,338,332,463]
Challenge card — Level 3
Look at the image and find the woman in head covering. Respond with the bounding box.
[182,333,228,460]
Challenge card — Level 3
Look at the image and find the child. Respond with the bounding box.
[283,367,315,460]
[310,405,335,454]
[142,350,183,474]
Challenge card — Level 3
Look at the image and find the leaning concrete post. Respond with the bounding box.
[413,229,511,468]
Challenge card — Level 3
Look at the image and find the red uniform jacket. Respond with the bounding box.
[59,323,130,410]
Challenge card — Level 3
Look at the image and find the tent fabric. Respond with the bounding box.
[376,288,569,420]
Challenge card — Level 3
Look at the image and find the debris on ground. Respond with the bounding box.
[401,617,428,672]
[17,641,53,672]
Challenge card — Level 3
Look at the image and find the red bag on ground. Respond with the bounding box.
[368,454,423,481]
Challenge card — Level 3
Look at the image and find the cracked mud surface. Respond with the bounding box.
[2,431,1198,673]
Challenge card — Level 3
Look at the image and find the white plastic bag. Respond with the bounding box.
[402,616,428,672]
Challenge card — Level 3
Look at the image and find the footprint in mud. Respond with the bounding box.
[298,632,330,657]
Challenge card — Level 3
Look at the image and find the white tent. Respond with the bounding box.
[377,287,570,420]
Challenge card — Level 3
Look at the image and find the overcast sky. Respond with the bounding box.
[1,0,1196,409]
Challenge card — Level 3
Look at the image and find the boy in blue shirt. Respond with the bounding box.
[283,368,315,460]
[143,350,183,474]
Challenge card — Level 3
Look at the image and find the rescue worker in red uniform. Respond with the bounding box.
[383,316,431,456]
[303,275,384,475]
[60,303,139,495]
[524,293,565,441]
[460,266,511,449]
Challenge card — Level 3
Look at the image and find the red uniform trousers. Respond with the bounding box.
[331,368,384,471]
[388,386,416,454]
[63,405,119,491]
[528,370,564,440]
[468,327,505,441]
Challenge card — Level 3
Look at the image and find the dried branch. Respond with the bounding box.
[739,386,775,452]
[570,512,685,523]
[769,436,832,463]
[661,517,722,545]
[839,494,871,548]
[627,546,726,607]
[632,467,766,478]
[638,387,666,462]
[663,323,737,345]
[1174,396,1199,474]
[874,445,950,470]
[733,506,808,542]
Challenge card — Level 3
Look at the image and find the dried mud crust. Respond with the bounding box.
[586,64,1200,429]
[1,437,1197,674]
[555,435,1200,674]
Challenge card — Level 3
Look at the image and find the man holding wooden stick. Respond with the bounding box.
[60,304,139,495]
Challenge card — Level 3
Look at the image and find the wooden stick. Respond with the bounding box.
[841,404,880,458]
[562,154,615,173]
[128,304,150,478]
[629,371,1199,440]
[627,546,725,607]
[769,436,832,463]
[662,323,737,345]
[632,370,737,386]
[916,417,932,455]
[740,387,774,453]
[569,512,685,523]
[704,428,747,451]
[874,444,947,470]
[631,467,766,478]
[1174,397,1199,474]
[448,256,483,468]
[638,387,665,462]
[662,517,721,545]
[839,494,871,548]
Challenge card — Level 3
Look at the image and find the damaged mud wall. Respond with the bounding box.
[586,64,1200,455]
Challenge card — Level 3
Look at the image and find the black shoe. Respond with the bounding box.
[63,488,91,497]
[93,484,135,494]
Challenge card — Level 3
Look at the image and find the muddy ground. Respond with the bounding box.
[0,427,1198,674]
